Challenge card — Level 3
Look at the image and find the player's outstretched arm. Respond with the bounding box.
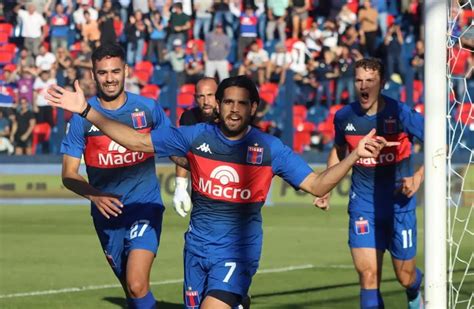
[46,81,154,153]
[300,129,399,197]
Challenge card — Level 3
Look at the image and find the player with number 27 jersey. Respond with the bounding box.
[61,92,170,278]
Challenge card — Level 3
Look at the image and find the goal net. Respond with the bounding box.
[447,1,473,308]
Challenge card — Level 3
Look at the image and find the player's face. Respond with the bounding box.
[218,86,257,140]
[195,80,218,118]
[92,56,127,102]
[354,67,383,114]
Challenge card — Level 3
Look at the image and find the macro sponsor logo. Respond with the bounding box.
[98,140,144,166]
[198,165,251,200]
[356,152,396,165]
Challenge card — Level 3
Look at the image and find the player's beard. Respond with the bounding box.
[219,113,252,138]
[96,80,125,102]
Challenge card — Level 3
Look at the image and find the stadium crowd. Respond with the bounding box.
[0,0,472,155]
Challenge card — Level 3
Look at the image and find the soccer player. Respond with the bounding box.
[47,75,396,309]
[315,58,425,309]
[59,44,170,308]
[173,77,219,217]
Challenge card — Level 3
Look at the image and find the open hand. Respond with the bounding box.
[46,80,88,114]
[90,194,123,219]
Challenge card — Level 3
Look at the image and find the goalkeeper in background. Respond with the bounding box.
[173,77,219,217]
[315,58,425,309]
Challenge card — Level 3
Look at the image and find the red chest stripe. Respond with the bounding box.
[188,152,273,203]
[84,128,153,168]
[346,133,412,167]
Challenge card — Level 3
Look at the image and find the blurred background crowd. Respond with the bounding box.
[0,0,472,156]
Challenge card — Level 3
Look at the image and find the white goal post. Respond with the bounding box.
[424,0,448,308]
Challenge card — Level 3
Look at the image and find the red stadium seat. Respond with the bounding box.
[259,82,279,96]
[177,92,195,108]
[0,23,13,44]
[0,43,16,65]
[135,60,153,75]
[113,19,123,37]
[260,91,276,105]
[180,83,196,95]
[32,123,51,155]
[70,41,82,58]
[140,84,160,100]
[293,105,307,122]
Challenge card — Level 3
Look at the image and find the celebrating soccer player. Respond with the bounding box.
[59,44,170,308]
[47,75,396,309]
[315,58,425,309]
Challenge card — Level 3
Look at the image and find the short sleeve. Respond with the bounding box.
[271,139,313,189]
[399,104,424,142]
[60,114,85,158]
[151,124,204,157]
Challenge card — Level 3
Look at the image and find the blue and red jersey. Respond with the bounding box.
[61,92,171,219]
[334,95,424,213]
[151,124,313,260]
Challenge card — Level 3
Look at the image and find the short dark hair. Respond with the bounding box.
[355,58,385,79]
[91,43,126,69]
[215,75,260,104]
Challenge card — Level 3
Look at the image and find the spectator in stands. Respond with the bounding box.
[54,47,74,86]
[167,2,191,51]
[147,10,168,64]
[410,40,424,81]
[17,49,36,72]
[238,40,269,86]
[165,39,186,87]
[82,9,101,49]
[254,0,266,40]
[212,0,234,39]
[304,20,323,54]
[10,97,36,155]
[358,0,379,57]
[339,25,363,53]
[336,4,357,34]
[0,109,14,155]
[73,0,98,34]
[118,0,131,23]
[35,45,57,72]
[291,0,310,39]
[14,3,47,57]
[193,0,213,40]
[185,41,205,84]
[17,69,35,105]
[237,4,258,63]
[320,19,339,51]
[64,66,79,88]
[33,71,57,133]
[313,49,339,106]
[335,45,360,104]
[98,0,117,46]
[383,23,405,79]
[266,1,288,42]
[266,41,292,84]
[204,23,231,82]
[125,10,151,65]
[133,0,151,17]
[73,40,93,75]
[47,3,73,53]
[373,0,389,38]
[124,66,141,94]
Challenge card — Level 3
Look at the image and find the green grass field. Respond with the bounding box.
[0,204,472,308]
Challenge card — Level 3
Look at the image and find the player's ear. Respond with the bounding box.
[250,101,258,116]
[124,64,129,78]
[216,101,220,113]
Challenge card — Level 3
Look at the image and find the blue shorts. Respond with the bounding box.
[348,209,417,260]
[93,206,164,279]
[183,249,258,309]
